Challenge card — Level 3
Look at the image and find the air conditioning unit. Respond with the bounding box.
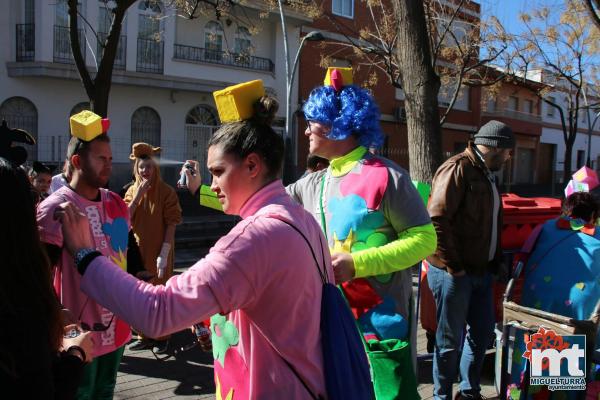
[394,106,407,123]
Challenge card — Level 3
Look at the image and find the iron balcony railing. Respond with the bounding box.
[173,44,274,73]
[97,32,127,69]
[53,25,86,64]
[16,24,35,61]
[137,38,164,74]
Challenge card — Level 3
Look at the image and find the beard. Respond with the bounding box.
[81,168,110,189]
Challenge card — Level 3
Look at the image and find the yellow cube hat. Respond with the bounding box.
[323,67,353,88]
[213,80,265,123]
[69,110,110,141]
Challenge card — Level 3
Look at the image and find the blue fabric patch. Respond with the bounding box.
[102,217,129,252]
[328,194,384,241]
[358,297,408,341]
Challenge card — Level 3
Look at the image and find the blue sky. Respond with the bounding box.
[480,0,564,35]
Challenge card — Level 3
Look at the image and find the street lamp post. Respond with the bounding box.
[286,30,324,162]
[586,109,600,168]
[276,0,324,180]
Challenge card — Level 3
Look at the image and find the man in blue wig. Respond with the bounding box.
[183,70,437,398]
[286,68,437,397]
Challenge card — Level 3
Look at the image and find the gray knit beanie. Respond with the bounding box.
[473,120,515,149]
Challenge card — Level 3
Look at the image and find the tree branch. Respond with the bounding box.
[67,0,94,100]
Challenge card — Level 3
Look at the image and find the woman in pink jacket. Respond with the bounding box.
[56,95,332,399]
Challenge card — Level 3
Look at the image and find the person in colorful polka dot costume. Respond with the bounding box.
[508,192,600,399]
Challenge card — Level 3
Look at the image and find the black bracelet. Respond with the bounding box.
[66,345,86,362]
[77,251,102,275]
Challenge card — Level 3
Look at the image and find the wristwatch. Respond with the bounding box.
[74,247,97,266]
[64,328,81,339]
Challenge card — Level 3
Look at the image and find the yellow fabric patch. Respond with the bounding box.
[329,146,367,177]
[213,80,265,123]
[323,67,353,86]
[70,110,104,141]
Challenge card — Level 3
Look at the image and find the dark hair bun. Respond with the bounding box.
[253,96,279,126]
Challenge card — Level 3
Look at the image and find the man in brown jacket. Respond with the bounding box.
[427,120,514,400]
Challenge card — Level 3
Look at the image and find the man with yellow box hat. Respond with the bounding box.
[37,110,132,399]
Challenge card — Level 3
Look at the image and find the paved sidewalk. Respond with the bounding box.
[115,324,500,399]
[115,267,500,399]
[114,331,216,399]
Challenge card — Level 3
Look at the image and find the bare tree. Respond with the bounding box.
[583,0,600,30]
[389,0,442,182]
[503,0,600,181]
[67,0,276,117]
[315,0,509,180]
[67,0,136,117]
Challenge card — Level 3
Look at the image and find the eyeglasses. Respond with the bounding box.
[78,296,116,332]
[306,121,330,135]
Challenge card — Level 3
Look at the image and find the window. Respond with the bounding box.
[332,0,353,18]
[582,111,588,124]
[55,0,68,27]
[330,58,352,68]
[98,1,126,67]
[524,99,534,114]
[70,102,90,116]
[204,21,224,60]
[234,26,252,54]
[185,105,218,126]
[138,0,162,40]
[24,0,34,24]
[185,105,219,183]
[131,106,161,146]
[0,97,38,161]
[439,84,470,111]
[507,96,519,111]
[137,0,163,73]
[437,18,471,47]
[546,96,556,117]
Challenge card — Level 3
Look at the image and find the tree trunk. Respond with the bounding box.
[393,0,443,183]
[563,143,573,184]
[68,1,133,118]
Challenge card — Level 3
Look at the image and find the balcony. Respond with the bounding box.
[97,32,127,69]
[173,44,274,73]
[54,25,86,64]
[137,38,164,74]
[482,108,542,123]
[16,24,35,62]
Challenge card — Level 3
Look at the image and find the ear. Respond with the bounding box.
[245,152,262,179]
[70,154,82,170]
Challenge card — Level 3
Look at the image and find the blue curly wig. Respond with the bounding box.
[302,85,384,148]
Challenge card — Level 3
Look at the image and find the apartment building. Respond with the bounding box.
[296,0,483,172]
[2,0,309,188]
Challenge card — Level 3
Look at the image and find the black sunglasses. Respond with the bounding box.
[78,297,116,332]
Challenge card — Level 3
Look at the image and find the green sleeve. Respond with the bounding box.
[351,223,437,278]
[199,185,223,211]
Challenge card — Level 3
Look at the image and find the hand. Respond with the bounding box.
[181,160,201,195]
[449,269,466,277]
[55,202,94,255]
[156,242,171,279]
[136,179,151,199]
[331,252,356,284]
[61,324,94,363]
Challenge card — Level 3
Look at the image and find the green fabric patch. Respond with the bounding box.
[210,314,239,368]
